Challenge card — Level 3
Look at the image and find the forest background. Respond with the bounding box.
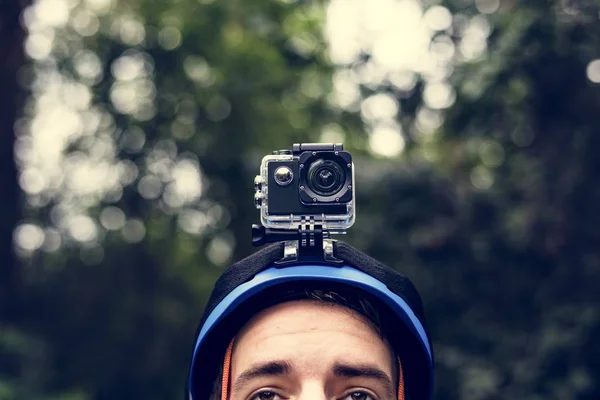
[1,0,600,398]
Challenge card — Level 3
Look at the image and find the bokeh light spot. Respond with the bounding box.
[320,123,346,143]
[424,6,452,31]
[586,59,600,83]
[84,0,114,15]
[369,123,405,157]
[207,204,231,229]
[205,96,231,122]
[14,223,45,251]
[324,0,362,65]
[207,235,234,266]
[71,10,100,37]
[36,0,70,28]
[388,70,417,92]
[170,118,195,140]
[415,107,443,137]
[25,33,53,60]
[475,0,500,14]
[73,50,103,82]
[469,15,492,38]
[471,166,494,190]
[67,215,98,243]
[42,228,62,252]
[511,127,535,147]
[100,207,126,230]
[121,219,146,243]
[119,18,146,45]
[120,126,146,153]
[109,79,156,117]
[330,69,360,109]
[168,159,203,204]
[178,210,208,235]
[184,56,214,86]
[158,27,183,50]
[117,160,140,185]
[111,54,146,81]
[423,82,456,109]
[430,35,455,63]
[479,141,505,168]
[361,93,399,121]
[66,158,119,197]
[138,175,163,199]
[19,168,46,195]
[62,82,92,110]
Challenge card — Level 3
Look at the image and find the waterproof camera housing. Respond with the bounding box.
[254,143,355,233]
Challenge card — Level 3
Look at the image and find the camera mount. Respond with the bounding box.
[251,220,342,265]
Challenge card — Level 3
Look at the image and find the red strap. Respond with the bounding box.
[398,358,404,400]
[221,339,235,400]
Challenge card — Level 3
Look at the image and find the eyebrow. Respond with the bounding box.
[333,362,395,398]
[232,360,395,398]
[233,360,292,394]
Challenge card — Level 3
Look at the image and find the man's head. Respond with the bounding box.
[210,289,402,400]
[188,242,433,400]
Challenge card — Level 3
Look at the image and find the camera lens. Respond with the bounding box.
[306,159,345,197]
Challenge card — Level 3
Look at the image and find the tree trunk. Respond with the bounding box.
[0,0,28,320]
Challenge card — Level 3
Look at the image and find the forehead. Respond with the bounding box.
[232,300,394,370]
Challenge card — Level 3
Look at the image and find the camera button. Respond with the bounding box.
[254,192,264,208]
[254,175,263,190]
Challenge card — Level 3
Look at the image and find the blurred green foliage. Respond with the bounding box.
[2,0,600,399]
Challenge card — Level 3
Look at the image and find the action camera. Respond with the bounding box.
[254,143,355,234]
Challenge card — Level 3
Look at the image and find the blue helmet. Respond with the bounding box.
[187,241,434,399]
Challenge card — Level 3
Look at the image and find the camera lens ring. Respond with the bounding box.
[306,159,346,197]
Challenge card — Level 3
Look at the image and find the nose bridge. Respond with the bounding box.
[298,379,327,400]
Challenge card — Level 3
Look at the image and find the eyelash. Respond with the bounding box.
[247,389,379,400]
[341,390,378,400]
[249,389,283,400]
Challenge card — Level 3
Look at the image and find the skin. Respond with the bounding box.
[228,300,397,400]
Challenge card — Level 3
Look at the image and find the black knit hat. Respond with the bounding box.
[187,241,433,399]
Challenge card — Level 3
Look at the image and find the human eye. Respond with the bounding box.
[341,391,377,400]
[249,390,283,400]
